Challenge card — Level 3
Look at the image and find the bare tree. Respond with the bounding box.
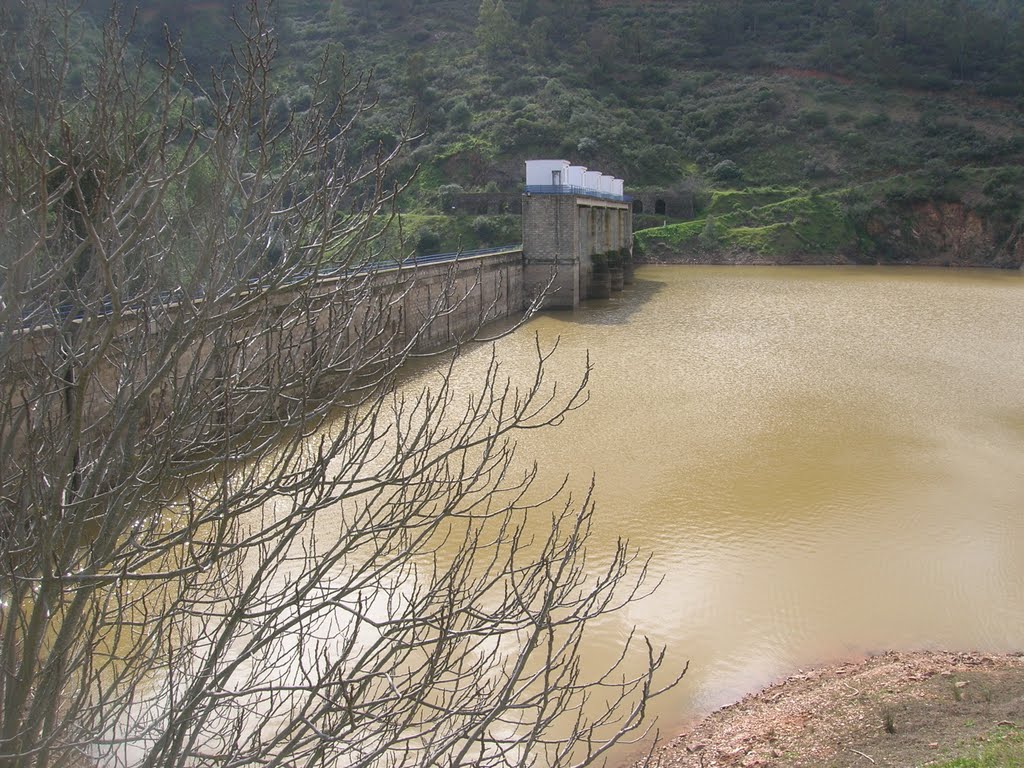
[0,3,680,767]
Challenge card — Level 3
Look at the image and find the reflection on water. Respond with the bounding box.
[435,265,1024,757]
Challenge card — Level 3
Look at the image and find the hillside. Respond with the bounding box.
[635,167,1024,267]
[73,0,1024,261]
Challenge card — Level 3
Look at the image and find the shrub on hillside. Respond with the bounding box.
[448,98,472,128]
[292,85,313,113]
[471,215,498,241]
[577,136,599,157]
[799,109,829,129]
[416,227,442,255]
[711,160,743,182]
[802,159,832,180]
[436,184,464,211]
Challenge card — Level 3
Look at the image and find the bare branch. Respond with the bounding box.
[0,3,681,767]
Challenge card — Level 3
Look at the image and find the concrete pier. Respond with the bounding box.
[522,193,632,310]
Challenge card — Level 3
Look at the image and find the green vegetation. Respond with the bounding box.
[374,213,521,259]
[706,188,804,217]
[78,0,1024,193]
[72,0,1023,262]
[930,725,1024,768]
[880,703,897,735]
[635,187,855,259]
[635,165,1024,265]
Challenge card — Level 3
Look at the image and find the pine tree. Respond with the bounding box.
[477,0,514,59]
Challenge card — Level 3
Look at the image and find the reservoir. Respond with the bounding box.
[430,264,1024,751]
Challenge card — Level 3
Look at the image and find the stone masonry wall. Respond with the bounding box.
[4,251,526,463]
[522,193,632,309]
[522,195,581,310]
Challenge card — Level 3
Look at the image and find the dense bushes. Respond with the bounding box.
[88,0,1024,216]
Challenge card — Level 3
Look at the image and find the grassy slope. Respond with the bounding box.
[635,188,856,260]
[635,166,1024,265]
[931,726,1024,768]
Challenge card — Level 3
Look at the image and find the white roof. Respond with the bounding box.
[583,171,603,190]
[526,159,570,187]
[525,161,626,197]
[567,165,588,186]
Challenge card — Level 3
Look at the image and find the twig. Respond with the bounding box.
[849,748,876,764]
[840,681,861,698]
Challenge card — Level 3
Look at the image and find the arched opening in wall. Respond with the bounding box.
[632,199,644,214]
[655,199,667,215]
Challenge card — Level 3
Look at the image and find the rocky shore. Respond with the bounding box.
[636,651,1024,768]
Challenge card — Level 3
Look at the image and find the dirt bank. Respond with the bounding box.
[637,651,1024,768]
[634,247,854,266]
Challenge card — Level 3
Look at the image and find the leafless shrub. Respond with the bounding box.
[0,3,680,767]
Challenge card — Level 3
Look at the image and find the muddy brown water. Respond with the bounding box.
[427,265,1024,759]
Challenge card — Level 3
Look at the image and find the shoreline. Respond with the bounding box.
[632,251,1024,270]
[632,650,1024,768]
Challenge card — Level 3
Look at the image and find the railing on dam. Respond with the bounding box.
[14,245,524,333]
[230,245,524,283]
[376,244,522,270]
[523,185,632,203]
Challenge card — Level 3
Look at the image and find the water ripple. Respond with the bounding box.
[439,265,1024,750]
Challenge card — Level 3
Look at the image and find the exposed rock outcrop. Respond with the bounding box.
[863,201,1024,268]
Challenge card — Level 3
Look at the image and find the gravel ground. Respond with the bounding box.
[634,651,1024,768]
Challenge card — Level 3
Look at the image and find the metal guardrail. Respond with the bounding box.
[229,245,524,288]
[389,244,523,268]
[12,245,525,331]
[524,185,633,203]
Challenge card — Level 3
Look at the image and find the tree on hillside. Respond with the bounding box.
[516,0,591,46]
[526,16,555,62]
[328,0,350,34]
[476,0,516,60]
[0,2,678,767]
